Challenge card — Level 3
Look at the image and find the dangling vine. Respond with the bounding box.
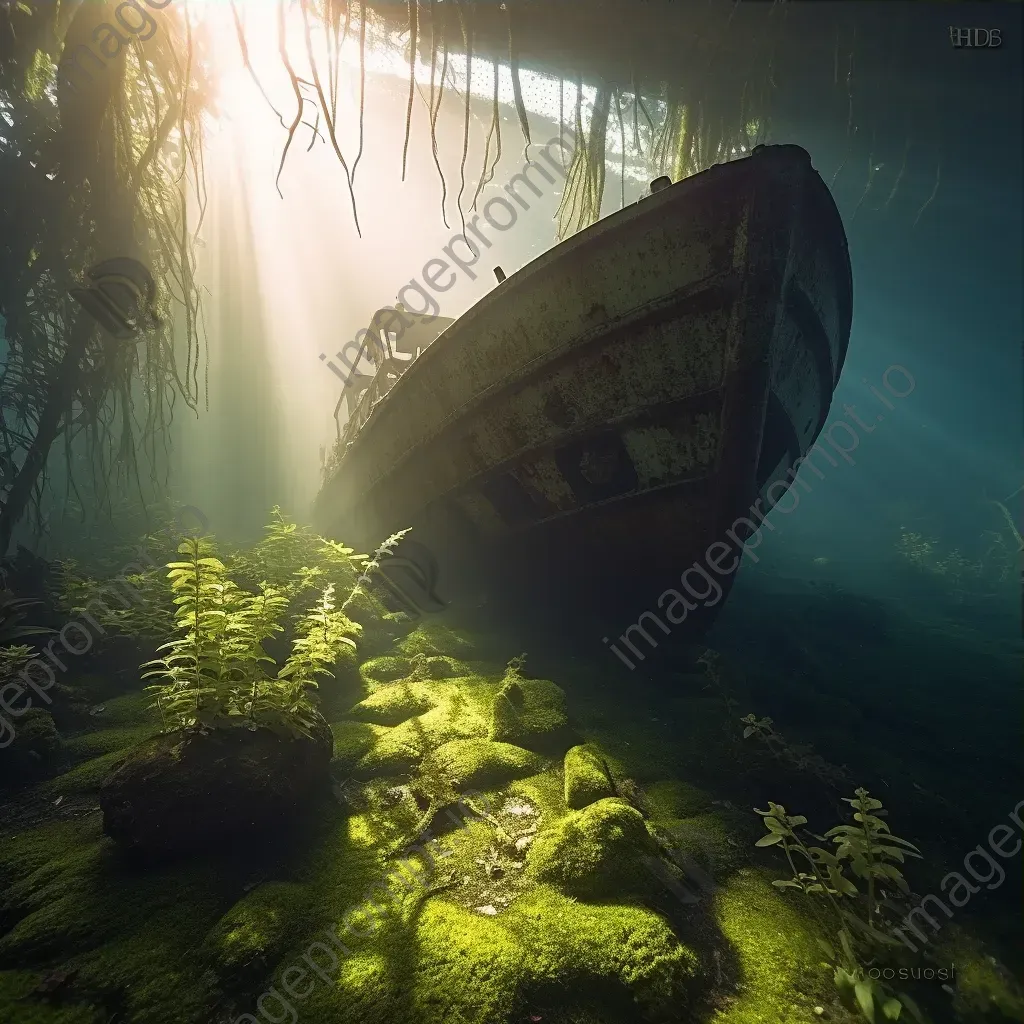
[0,0,207,554]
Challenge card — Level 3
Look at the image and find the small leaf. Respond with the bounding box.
[855,979,878,1022]
[755,833,784,847]
[881,997,903,1020]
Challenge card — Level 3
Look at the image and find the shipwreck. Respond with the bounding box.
[314,144,853,626]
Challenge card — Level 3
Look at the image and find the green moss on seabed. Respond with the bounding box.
[269,887,700,1024]
[348,681,436,725]
[709,869,837,1024]
[429,738,544,791]
[563,743,615,809]
[489,676,570,750]
[0,572,1015,1024]
[528,797,660,900]
[360,655,414,685]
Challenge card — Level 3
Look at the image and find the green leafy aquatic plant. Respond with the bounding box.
[230,583,291,725]
[0,643,33,685]
[141,537,242,732]
[755,788,927,1023]
[894,520,1018,599]
[57,558,173,638]
[230,506,367,618]
[341,527,411,613]
[141,537,356,738]
[279,582,358,687]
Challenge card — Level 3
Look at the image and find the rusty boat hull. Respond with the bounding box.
[314,144,853,629]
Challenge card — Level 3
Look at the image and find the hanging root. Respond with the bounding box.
[428,0,450,228]
[507,3,531,155]
[883,136,910,210]
[229,0,286,128]
[298,0,360,234]
[454,0,472,240]
[471,59,502,212]
[629,69,644,158]
[350,0,367,184]
[831,26,857,188]
[851,129,877,221]
[555,80,610,240]
[614,87,625,208]
[401,0,418,180]
[558,76,567,170]
[274,0,307,199]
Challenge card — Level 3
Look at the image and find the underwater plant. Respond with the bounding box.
[278,582,358,688]
[57,558,174,639]
[755,788,927,1023]
[141,535,358,738]
[894,515,1019,600]
[0,642,33,689]
[341,527,411,613]
[234,506,365,601]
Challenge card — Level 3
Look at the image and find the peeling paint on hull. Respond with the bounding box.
[314,145,853,620]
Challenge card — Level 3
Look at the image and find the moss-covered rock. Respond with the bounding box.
[359,655,413,685]
[398,887,700,1023]
[291,881,700,1024]
[408,653,470,680]
[100,714,334,858]
[429,738,543,790]
[507,886,701,1020]
[353,690,492,778]
[507,770,567,822]
[564,743,615,809]
[330,720,380,774]
[0,707,64,782]
[347,681,436,725]
[489,677,571,751]
[528,797,660,899]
